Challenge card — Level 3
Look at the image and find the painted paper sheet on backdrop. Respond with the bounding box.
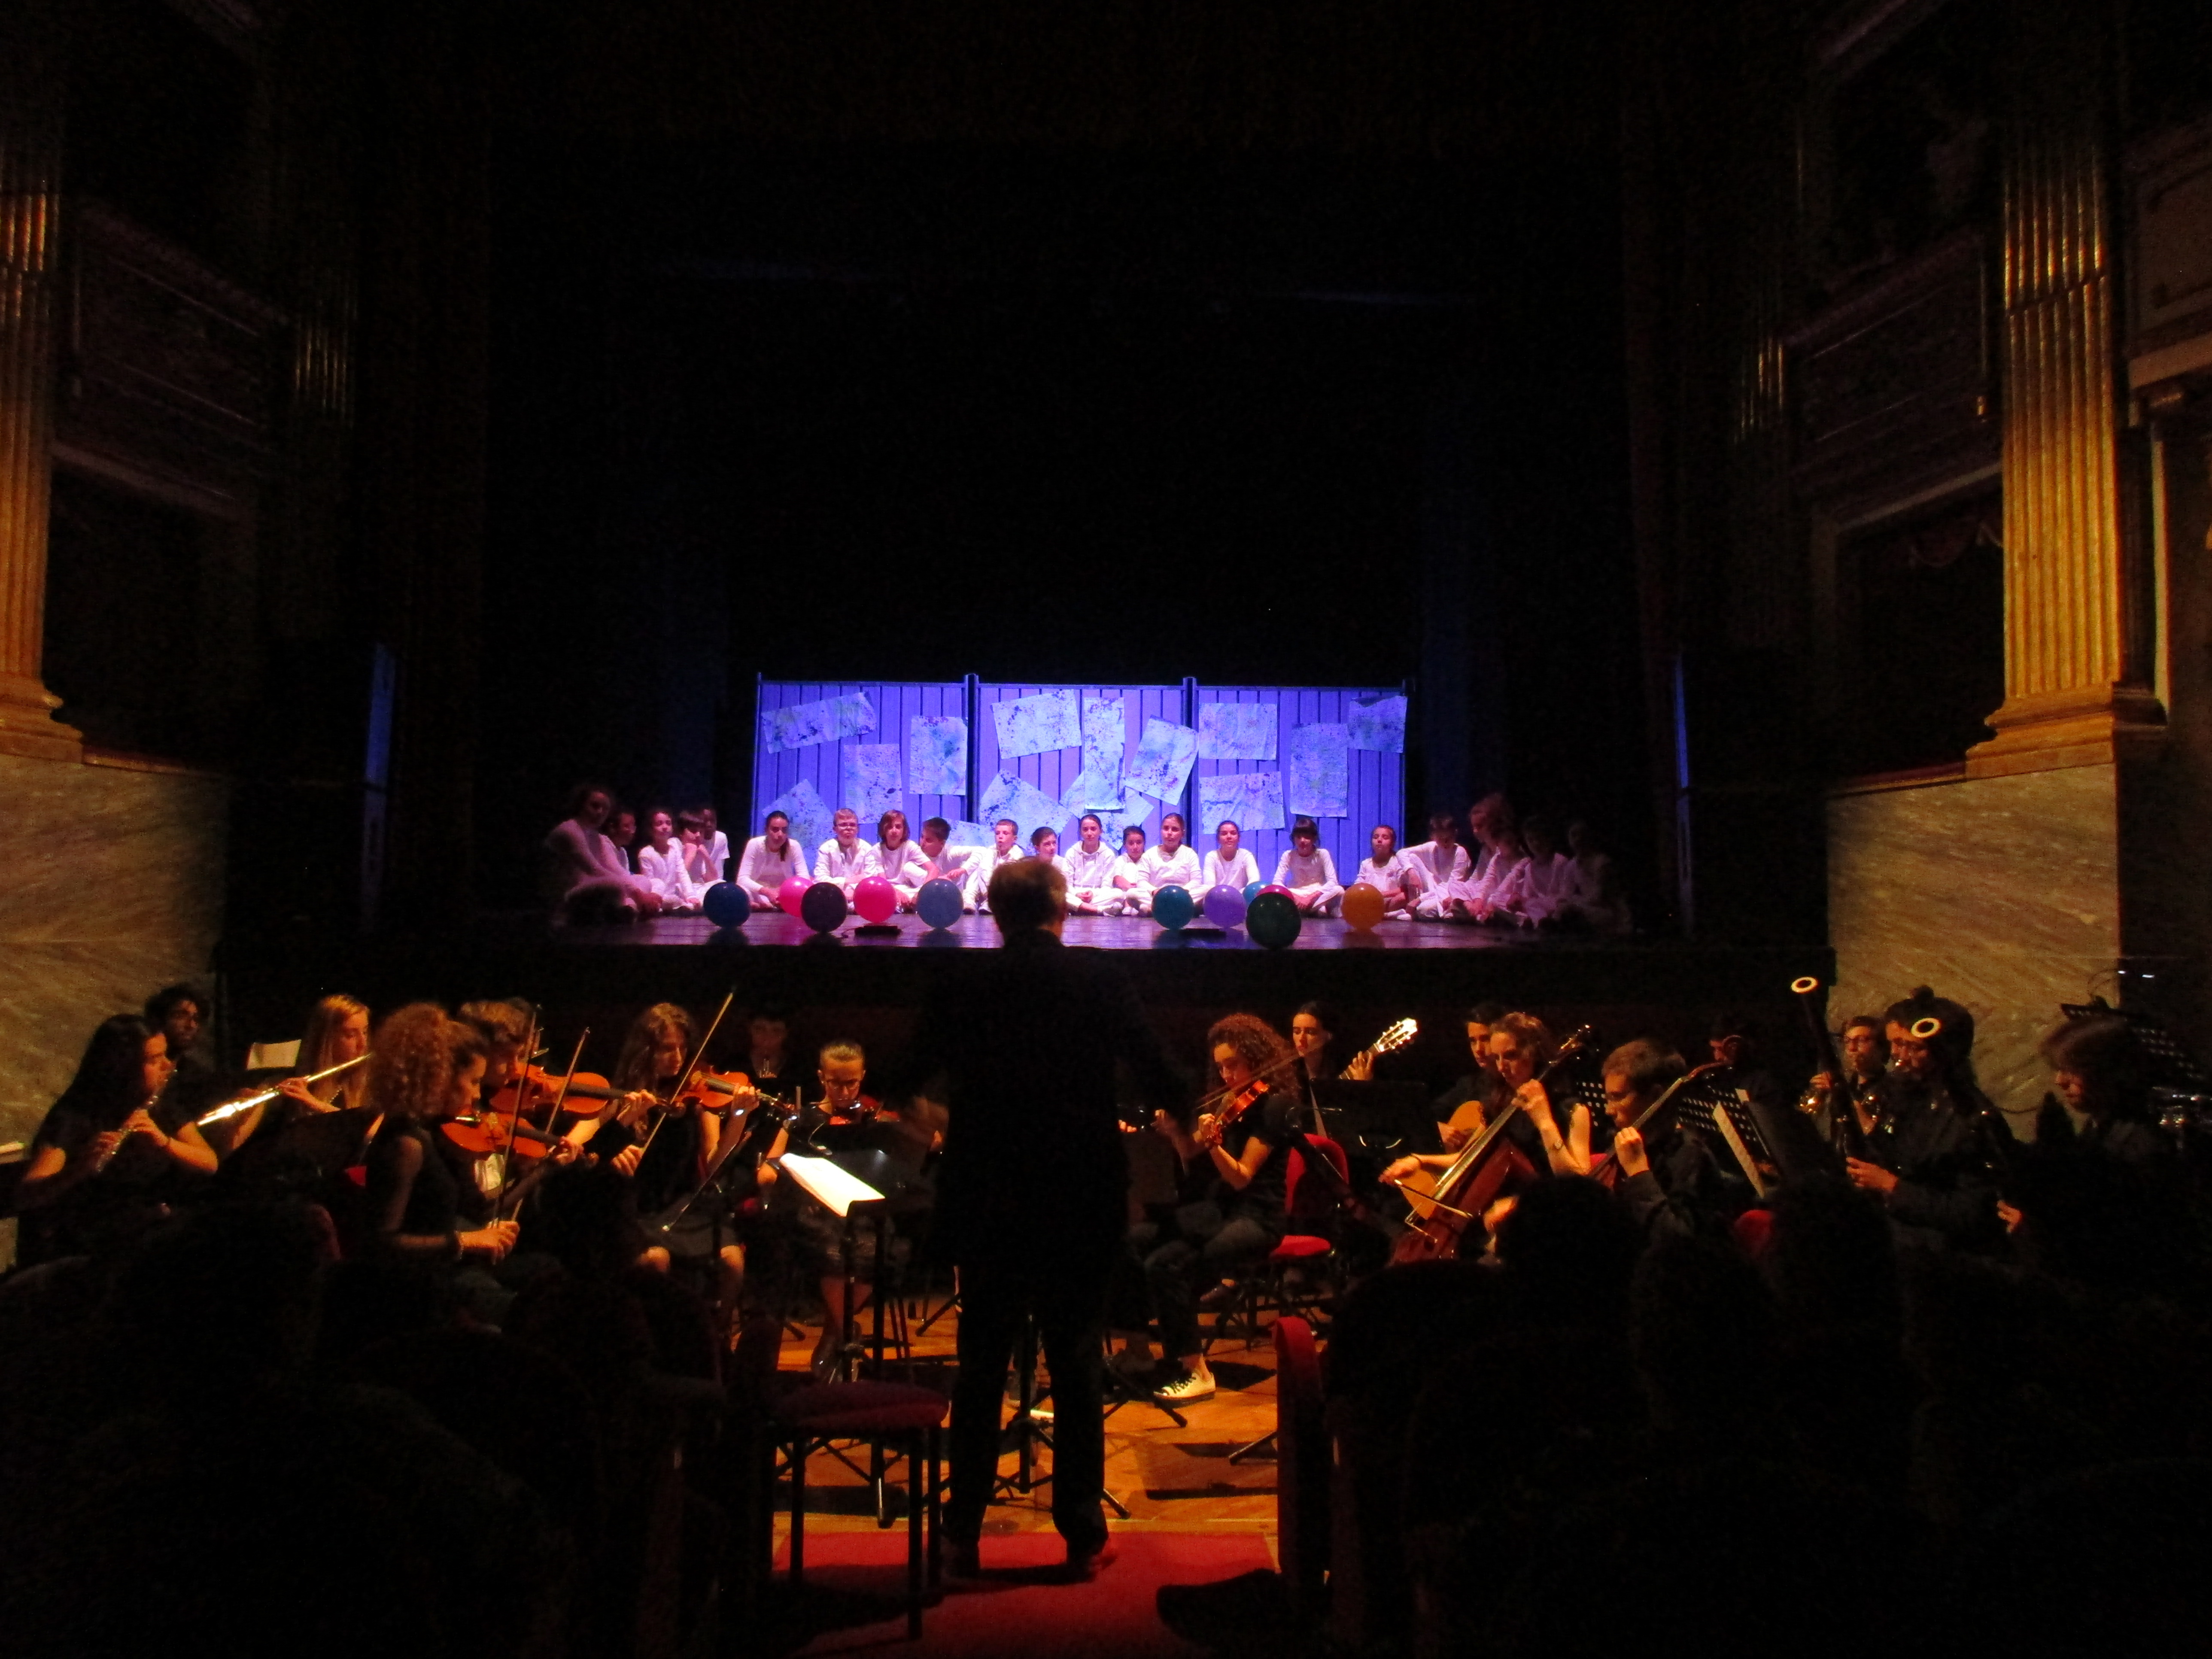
[1199,772,1285,834]
[1093,792,1154,845]
[978,770,1073,844]
[991,689,1082,758]
[760,690,875,754]
[766,778,831,854]
[1196,702,1278,762]
[948,820,995,849]
[908,714,967,796]
[841,744,904,820]
[1348,695,1407,754]
[1286,722,1350,817]
[1125,718,1198,803]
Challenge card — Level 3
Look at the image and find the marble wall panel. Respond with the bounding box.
[0,752,228,1145]
[1828,764,2119,1121]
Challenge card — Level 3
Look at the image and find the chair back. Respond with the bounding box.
[1274,1314,1330,1603]
[1285,1135,1351,1231]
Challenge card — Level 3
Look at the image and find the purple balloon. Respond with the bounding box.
[1202,883,1249,930]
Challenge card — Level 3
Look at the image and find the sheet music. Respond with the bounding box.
[778,1153,887,1218]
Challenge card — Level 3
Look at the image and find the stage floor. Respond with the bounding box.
[574,909,1536,952]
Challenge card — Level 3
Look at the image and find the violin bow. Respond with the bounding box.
[490,1005,541,1215]
[640,989,736,1155]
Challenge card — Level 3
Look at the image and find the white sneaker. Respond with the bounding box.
[1153,1369,1216,1403]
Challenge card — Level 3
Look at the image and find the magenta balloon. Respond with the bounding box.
[1260,884,1293,898]
[853,875,899,925]
[776,876,812,915]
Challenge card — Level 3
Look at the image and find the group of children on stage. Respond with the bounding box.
[552,781,1629,933]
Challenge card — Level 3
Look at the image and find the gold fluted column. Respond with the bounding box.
[0,4,81,763]
[1967,4,2160,778]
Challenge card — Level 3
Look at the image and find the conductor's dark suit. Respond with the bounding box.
[893,927,1183,1553]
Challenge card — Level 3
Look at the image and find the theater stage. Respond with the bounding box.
[234,909,1834,1088]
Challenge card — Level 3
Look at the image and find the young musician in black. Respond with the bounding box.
[1845,987,1999,1248]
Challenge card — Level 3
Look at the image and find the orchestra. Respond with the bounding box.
[9,791,2209,1640]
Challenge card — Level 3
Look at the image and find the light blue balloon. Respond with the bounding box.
[1242,881,1264,905]
[916,877,965,930]
[1153,884,1196,931]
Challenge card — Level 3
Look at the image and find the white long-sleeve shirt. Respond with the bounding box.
[703,830,731,883]
[1500,850,1574,921]
[1141,845,1202,893]
[639,842,701,908]
[1110,851,1150,892]
[1200,848,1263,892]
[1356,851,1419,905]
[736,835,809,900]
[1404,839,1472,896]
[875,839,934,893]
[1274,846,1340,892]
[815,838,881,892]
[1063,843,1119,896]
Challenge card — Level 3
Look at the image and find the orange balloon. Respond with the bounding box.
[1341,883,1386,931]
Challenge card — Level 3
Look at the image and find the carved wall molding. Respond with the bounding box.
[1786,230,1998,522]
[55,200,283,518]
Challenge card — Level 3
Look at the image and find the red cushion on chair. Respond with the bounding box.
[774,1379,948,1435]
[1270,1235,1332,1261]
[1732,1208,1776,1260]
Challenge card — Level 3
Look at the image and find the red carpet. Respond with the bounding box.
[778,1528,1277,1656]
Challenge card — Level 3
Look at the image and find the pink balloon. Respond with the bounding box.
[776,876,812,915]
[1260,884,1294,898]
[853,875,899,925]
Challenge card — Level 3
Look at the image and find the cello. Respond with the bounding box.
[1389,1025,1592,1264]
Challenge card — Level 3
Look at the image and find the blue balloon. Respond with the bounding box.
[1203,883,1248,929]
[916,877,965,930]
[1153,884,1196,931]
[1242,881,1264,905]
[702,882,751,928]
[799,881,848,934]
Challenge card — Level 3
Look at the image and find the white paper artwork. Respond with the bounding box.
[991,689,1082,759]
[977,770,1073,844]
[1196,702,1278,762]
[760,690,875,754]
[765,778,831,854]
[1348,694,1408,754]
[1285,722,1350,818]
[1124,718,1198,803]
[842,744,904,820]
[1199,772,1285,834]
[907,714,967,796]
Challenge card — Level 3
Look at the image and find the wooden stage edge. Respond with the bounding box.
[231,911,1836,1075]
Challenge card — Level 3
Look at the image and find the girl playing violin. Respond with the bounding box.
[1132,1014,1300,1402]
[600,1003,755,1301]
[362,1005,522,1276]
[15,1015,219,1267]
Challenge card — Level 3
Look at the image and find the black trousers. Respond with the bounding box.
[945,1247,1112,1556]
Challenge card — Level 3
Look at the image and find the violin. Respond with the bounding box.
[1388,1024,1593,1265]
[667,1068,756,1115]
[1194,1079,1269,1150]
[490,1063,620,1120]
[1586,1060,1726,1191]
[443,1111,561,1161]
